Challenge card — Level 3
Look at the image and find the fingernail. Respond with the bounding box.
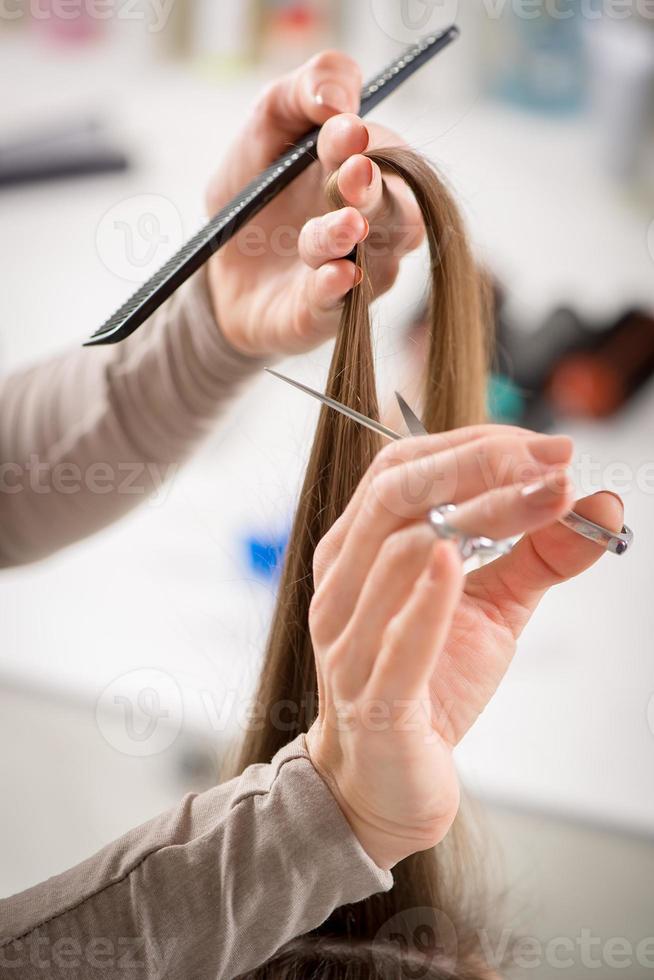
[521,469,570,507]
[314,82,351,114]
[353,266,363,287]
[363,157,374,188]
[527,434,574,466]
[360,216,369,242]
[594,490,624,508]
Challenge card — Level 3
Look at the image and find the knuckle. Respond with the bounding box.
[477,488,500,525]
[308,587,330,642]
[380,529,415,567]
[253,80,282,123]
[312,522,340,583]
[369,468,396,511]
[380,526,431,568]
[311,50,361,83]
[323,640,350,679]
[500,437,537,484]
[300,217,322,260]
[383,615,405,652]
[472,435,516,488]
[371,441,405,476]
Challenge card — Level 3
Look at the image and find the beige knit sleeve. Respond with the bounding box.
[0,270,264,567]
[0,735,393,979]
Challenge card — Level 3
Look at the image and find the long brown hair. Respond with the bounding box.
[235,148,493,977]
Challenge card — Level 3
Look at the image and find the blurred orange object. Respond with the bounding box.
[548,311,654,418]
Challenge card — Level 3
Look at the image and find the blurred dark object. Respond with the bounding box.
[402,280,654,429]
[496,300,654,426]
[497,305,596,394]
[0,118,129,189]
[548,310,654,419]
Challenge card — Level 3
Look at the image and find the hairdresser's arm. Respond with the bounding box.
[0,454,481,978]
[0,736,392,980]
[0,53,421,568]
[0,270,261,567]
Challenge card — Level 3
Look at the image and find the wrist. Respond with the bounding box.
[305,725,446,871]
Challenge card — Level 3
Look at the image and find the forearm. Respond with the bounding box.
[0,735,391,980]
[0,270,263,567]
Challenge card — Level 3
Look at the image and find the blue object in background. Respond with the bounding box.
[245,530,289,580]
[492,3,586,114]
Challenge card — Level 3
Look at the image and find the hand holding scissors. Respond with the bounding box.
[294,382,627,865]
[267,368,632,559]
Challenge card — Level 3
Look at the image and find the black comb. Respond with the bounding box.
[85,25,459,346]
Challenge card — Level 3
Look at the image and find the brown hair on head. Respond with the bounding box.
[245,935,493,980]
[232,147,493,978]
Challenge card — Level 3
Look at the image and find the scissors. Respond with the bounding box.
[265,368,634,559]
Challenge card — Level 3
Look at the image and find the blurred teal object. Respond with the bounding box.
[493,4,586,113]
[488,373,525,424]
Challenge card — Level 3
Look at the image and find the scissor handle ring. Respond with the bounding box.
[560,510,634,555]
[428,504,514,561]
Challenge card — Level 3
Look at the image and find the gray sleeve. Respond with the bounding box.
[0,735,392,979]
[0,270,265,567]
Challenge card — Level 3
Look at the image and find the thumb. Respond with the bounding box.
[206,51,362,212]
[468,491,625,632]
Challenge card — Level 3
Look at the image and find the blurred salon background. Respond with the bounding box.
[1,2,653,976]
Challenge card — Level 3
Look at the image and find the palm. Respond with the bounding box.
[208,162,327,355]
[429,487,624,748]
[430,577,519,748]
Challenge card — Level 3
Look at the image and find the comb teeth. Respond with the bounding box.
[85,132,321,345]
[85,25,459,345]
[363,30,452,97]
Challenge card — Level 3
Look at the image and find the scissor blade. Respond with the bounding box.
[265,368,403,442]
[395,392,429,437]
